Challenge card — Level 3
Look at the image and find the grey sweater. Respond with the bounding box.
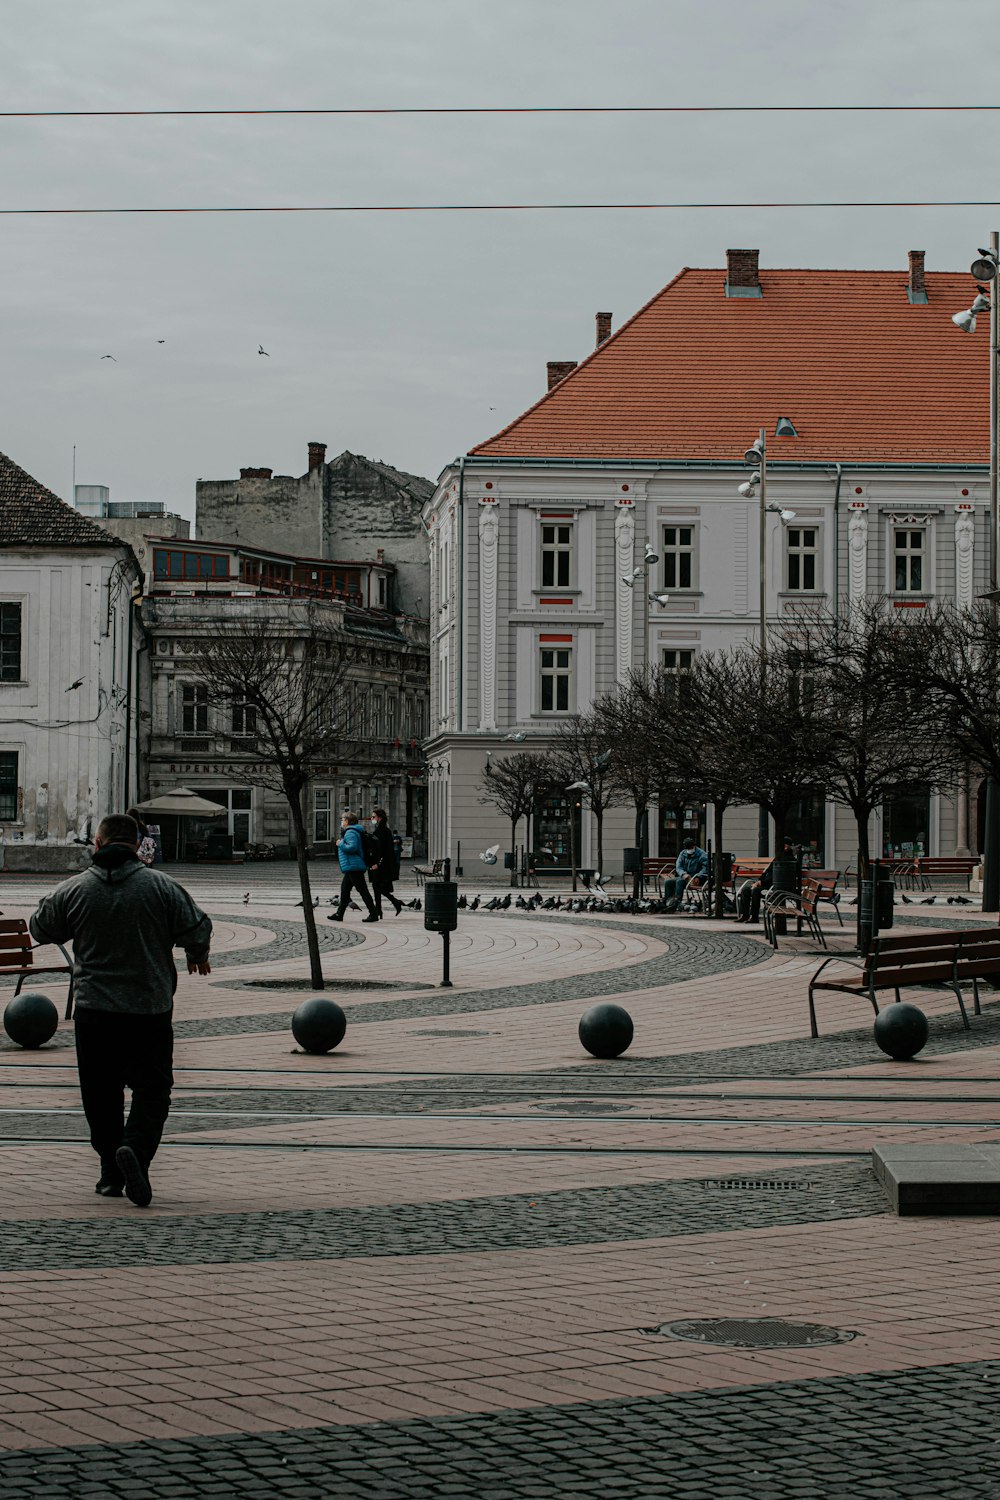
[29,845,213,1015]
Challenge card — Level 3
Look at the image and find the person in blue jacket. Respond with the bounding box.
[328,810,379,922]
[663,838,709,910]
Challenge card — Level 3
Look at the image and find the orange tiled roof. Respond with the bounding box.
[470,267,989,464]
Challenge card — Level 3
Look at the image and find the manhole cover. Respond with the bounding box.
[701,1179,814,1191]
[410,1028,497,1037]
[651,1318,856,1349]
[534,1100,634,1114]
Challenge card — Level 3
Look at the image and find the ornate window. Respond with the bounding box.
[0,603,22,682]
[180,683,208,734]
[786,527,819,591]
[894,528,925,593]
[540,644,572,712]
[540,522,573,588]
[662,526,695,590]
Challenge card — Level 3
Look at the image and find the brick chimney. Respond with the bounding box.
[547,360,578,390]
[596,312,612,347]
[240,467,273,480]
[907,250,928,304]
[725,248,761,298]
[308,441,327,473]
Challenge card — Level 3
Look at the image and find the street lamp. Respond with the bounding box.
[739,428,797,854]
[622,544,671,877]
[952,231,1000,909]
[566,780,590,891]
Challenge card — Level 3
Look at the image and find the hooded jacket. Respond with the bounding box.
[29,844,213,1015]
[674,845,709,880]
[337,823,369,874]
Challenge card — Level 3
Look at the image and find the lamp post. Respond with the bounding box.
[622,550,670,877]
[953,232,1000,909]
[739,430,797,855]
[567,780,590,891]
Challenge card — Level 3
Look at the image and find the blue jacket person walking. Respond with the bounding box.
[29,812,213,1207]
[328,811,379,922]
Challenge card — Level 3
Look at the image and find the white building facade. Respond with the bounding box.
[423,250,991,877]
[0,454,143,871]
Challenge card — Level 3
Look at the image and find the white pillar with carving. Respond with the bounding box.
[955,501,975,611]
[478,495,500,731]
[614,494,636,678]
[847,500,868,607]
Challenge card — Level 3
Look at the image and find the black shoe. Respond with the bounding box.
[362,915,379,923]
[96,1157,124,1196]
[392,899,403,915]
[115,1145,152,1208]
[327,913,344,922]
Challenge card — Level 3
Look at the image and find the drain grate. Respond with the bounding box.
[410,1028,497,1037]
[701,1178,814,1191]
[651,1317,856,1349]
[534,1100,634,1114]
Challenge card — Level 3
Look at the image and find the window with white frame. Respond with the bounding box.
[540,643,572,712]
[0,602,22,682]
[231,700,257,737]
[786,526,819,591]
[314,788,334,843]
[894,528,926,593]
[540,521,573,588]
[180,683,208,734]
[0,751,18,819]
[662,526,695,590]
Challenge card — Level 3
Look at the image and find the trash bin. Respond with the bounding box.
[716,852,734,885]
[622,847,642,874]
[424,880,458,933]
[860,863,895,952]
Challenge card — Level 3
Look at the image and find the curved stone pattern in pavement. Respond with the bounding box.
[174,923,769,1038]
[0,1163,883,1271]
[0,1360,997,1498]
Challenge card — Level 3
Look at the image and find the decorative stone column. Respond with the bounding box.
[955,502,975,612]
[478,495,500,732]
[956,765,972,856]
[847,500,868,607]
[614,493,636,679]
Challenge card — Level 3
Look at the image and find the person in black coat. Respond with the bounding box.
[368,807,402,917]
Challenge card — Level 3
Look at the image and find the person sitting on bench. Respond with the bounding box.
[663,840,709,911]
[735,843,793,925]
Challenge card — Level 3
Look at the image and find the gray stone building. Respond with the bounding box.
[142,551,429,861]
[424,248,991,877]
[196,443,431,616]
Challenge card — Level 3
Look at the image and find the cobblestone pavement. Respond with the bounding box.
[1,1359,998,1499]
[1,878,1000,1497]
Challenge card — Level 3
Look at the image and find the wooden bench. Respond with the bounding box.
[0,918,74,1020]
[807,925,1000,1039]
[912,856,980,891]
[763,876,827,950]
[620,857,674,894]
[413,858,445,888]
[810,869,843,927]
[730,858,771,887]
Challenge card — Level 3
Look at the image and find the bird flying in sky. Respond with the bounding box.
[258,344,269,356]
[100,354,117,362]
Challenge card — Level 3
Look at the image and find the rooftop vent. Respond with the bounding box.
[775,416,799,437]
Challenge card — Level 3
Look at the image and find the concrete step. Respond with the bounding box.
[872,1143,1000,1216]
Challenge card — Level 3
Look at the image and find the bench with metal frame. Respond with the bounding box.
[413,858,445,888]
[806,925,1000,1039]
[0,918,75,1019]
[911,856,980,891]
[762,876,827,950]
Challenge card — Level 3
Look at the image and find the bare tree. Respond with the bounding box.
[189,603,355,989]
[548,713,623,877]
[772,603,954,883]
[478,751,553,886]
[891,599,1000,782]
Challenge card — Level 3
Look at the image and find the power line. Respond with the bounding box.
[3,104,1000,119]
[2,200,1000,216]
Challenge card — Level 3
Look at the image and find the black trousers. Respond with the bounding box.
[336,869,376,919]
[737,880,764,922]
[74,1009,174,1171]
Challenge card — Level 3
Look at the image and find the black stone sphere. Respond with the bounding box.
[874,1002,929,1060]
[579,1002,634,1059]
[291,997,347,1054]
[4,991,59,1049]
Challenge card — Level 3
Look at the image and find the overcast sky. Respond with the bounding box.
[2,0,997,520]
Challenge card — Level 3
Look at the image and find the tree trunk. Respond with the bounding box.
[510,817,519,887]
[288,789,324,990]
[595,807,604,881]
[632,802,644,899]
[714,800,727,918]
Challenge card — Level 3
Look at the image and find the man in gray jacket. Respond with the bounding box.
[29,812,213,1207]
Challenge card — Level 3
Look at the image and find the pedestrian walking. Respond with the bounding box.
[369,807,402,917]
[126,806,156,867]
[327,810,379,922]
[28,812,212,1207]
